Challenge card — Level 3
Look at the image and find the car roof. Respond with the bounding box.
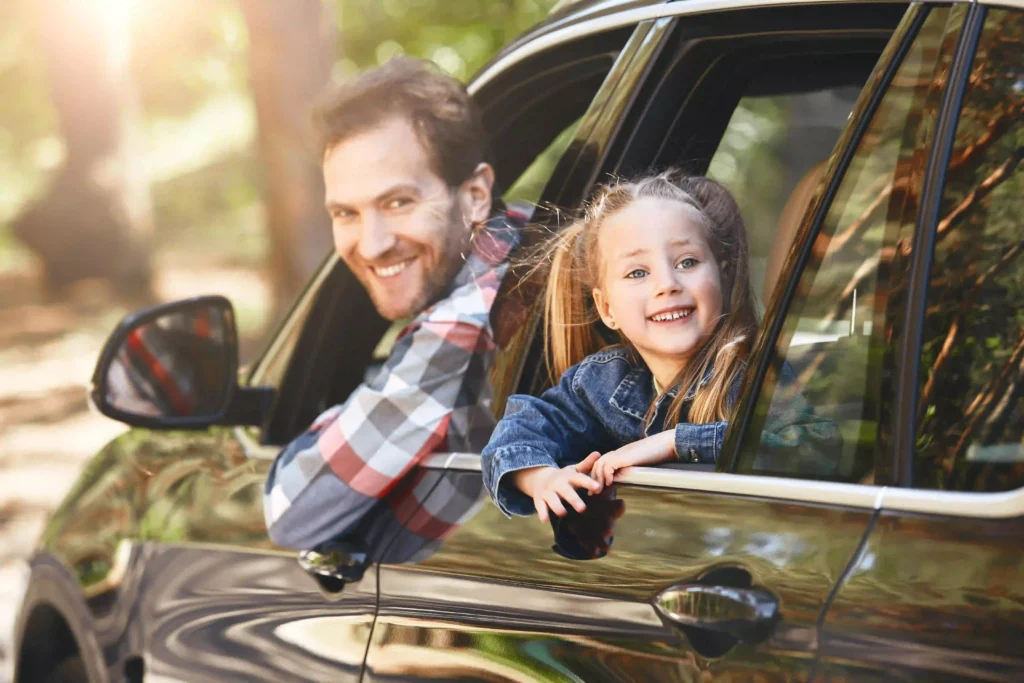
[468,0,901,93]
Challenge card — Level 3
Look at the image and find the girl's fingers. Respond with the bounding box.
[534,496,549,523]
[557,482,587,513]
[576,451,601,474]
[570,472,601,495]
[543,490,568,517]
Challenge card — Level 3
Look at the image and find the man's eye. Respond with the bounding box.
[385,197,413,210]
[676,257,698,270]
[626,268,647,279]
[330,209,354,220]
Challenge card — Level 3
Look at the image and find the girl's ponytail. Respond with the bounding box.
[543,221,602,383]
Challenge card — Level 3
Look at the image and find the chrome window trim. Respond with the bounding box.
[980,0,1024,9]
[422,453,1024,519]
[235,425,280,461]
[469,0,947,95]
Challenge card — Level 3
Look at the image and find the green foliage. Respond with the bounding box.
[333,0,559,80]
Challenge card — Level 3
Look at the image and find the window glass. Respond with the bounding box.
[503,116,584,213]
[708,85,865,310]
[914,9,1024,493]
[736,7,964,482]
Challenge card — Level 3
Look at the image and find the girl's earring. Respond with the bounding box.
[606,319,617,329]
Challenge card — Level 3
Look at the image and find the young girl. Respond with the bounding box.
[482,171,824,521]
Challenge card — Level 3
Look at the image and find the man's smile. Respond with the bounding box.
[371,257,417,279]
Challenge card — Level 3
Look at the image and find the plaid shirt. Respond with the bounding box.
[264,214,519,550]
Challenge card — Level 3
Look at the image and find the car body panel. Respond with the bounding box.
[29,429,375,681]
[364,468,876,681]
[818,510,1024,681]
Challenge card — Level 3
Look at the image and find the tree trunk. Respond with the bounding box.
[13,0,153,300]
[239,0,336,319]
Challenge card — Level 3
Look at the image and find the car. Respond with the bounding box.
[12,0,1024,680]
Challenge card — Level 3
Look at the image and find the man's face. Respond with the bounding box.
[323,117,492,321]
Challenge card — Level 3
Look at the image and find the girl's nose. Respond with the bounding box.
[653,265,683,295]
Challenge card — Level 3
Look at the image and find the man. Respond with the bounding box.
[263,57,520,551]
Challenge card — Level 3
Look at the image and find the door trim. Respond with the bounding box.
[420,453,1024,519]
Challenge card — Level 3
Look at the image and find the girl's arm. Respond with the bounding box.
[481,362,609,518]
[590,430,679,487]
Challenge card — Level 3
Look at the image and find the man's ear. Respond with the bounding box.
[460,162,495,225]
[592,288,617,329]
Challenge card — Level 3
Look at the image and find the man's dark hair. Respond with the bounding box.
[314,57,486,188]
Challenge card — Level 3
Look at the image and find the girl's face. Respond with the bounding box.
[592,196,723,387]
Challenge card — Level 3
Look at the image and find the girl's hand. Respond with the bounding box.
[513,452,602,522]
[590,430,678,490]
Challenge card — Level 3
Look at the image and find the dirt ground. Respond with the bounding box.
[0,263,270,682]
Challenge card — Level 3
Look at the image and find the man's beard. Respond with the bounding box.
[368,199,474,320]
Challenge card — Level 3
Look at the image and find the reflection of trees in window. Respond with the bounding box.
[739,7,963,482]
[915,10,1024,492]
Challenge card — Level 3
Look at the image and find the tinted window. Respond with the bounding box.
[914,8,1024,493]
[736,7,965,482]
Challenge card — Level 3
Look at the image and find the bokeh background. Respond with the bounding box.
[0,0,561,676]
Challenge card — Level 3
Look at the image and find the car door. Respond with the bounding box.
[359,2,944,680]
[815,4,1024,679]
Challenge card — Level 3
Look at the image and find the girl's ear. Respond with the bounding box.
[592,288,617,329]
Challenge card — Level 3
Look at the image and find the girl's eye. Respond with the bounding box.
[626,268,647,279]
[676,257,698,270]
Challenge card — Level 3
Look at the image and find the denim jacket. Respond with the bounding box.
[482,345,838,517]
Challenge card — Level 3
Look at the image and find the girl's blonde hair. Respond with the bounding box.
[540,171,758,426]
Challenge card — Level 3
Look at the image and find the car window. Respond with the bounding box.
[913,8,1024,493]
[734,6,965,483]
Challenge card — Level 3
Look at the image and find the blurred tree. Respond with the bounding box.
[12,0,154,300]
[239,0,336,316]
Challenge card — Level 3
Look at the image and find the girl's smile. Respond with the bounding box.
[648,305,694,322]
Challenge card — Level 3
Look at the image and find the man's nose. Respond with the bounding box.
[356,214,397,262]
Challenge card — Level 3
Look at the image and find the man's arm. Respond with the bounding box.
[263,298,492,550]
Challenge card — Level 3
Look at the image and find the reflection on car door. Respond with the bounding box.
[363,463,881,681]
[41,429,377,681]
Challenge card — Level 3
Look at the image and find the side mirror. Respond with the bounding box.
[89,295,272,429]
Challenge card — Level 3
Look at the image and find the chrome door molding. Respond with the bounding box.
[420,452,1024,519]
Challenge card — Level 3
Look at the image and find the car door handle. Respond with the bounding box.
[298,544,369,593]
[654,583,780,642]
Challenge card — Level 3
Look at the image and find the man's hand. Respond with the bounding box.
[512,452,601,522]
[590,430,678,490]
